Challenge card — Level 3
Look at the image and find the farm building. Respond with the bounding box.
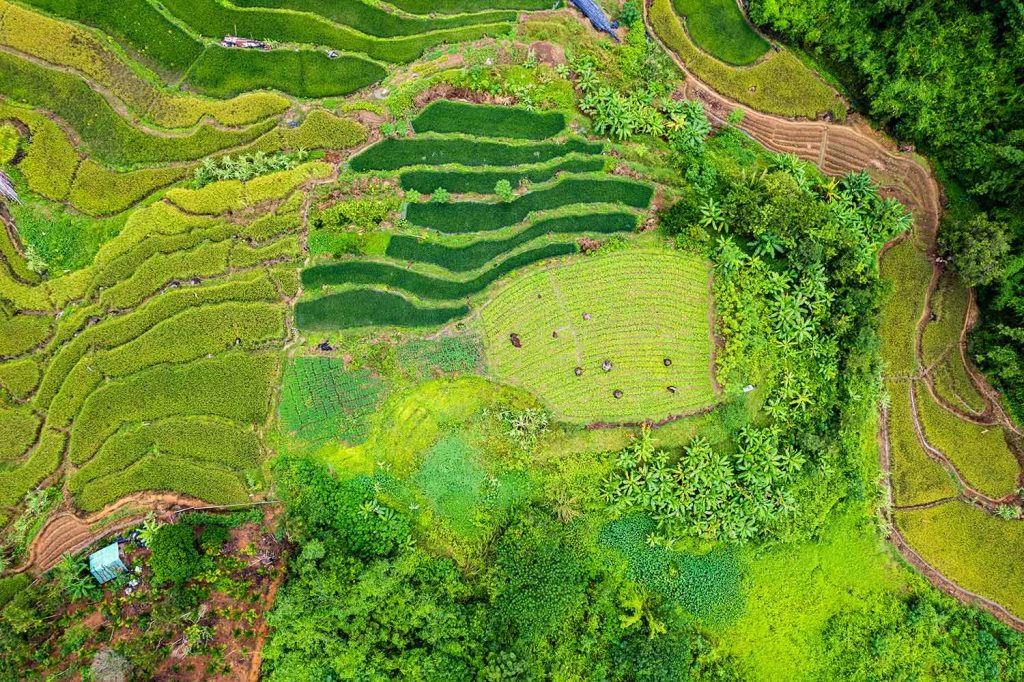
[569,0,620,41]
[221,35,268,49]
[88,542,127,584]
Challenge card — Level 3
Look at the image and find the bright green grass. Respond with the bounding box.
[913,382,1019,498]
[278,357,388,445]
[719,509,905,680]
[886,381,957,506]
[411,101,565,140]
[479,248,716,423]
[672,0,769,66]
[879,239,931,378]
[396,336,482,379]
[896,501,1024,619]
[187,47,386,99]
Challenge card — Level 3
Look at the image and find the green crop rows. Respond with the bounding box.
[349,137,603,171]
[480,249,717,423]
[406,177,653,233]
[296,288,470,330]
[386,212,637,271]
[411,101,566,139]
[397,336,483,378]
[279,358,388,445]
[399,156,606,194]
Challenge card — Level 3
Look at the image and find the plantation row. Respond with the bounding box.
[406,177,654,232]
[411,100,566,140]
[0,165,316,512]
[296,288,470,330]
[480,249,715,423]
[399,156,607,194]
[349,137,604,171]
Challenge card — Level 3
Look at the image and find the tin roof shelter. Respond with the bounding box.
[88,542,127,584]
[570,0,620,42]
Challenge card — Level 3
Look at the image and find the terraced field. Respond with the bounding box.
[480,249,717,423]
[298,105,652,331]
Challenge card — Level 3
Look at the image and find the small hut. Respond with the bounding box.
[569,0,620,42]
[88,543,127,584]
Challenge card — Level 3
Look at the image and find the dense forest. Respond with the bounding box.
[749,0,1024,418]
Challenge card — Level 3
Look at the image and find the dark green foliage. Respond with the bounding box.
[406,178,653,233]
[349,137,603,171]
[148,523,203,587]
[0,52,273,166]
[411,101,566,140]
[619,0,642,26]
[0,575,29,609]
[295,289,469,330]
[230,0,516,36]
[822,591,1024,680]
[278,358,387,445]
[939,211,1010,288]
[301,242,576,298]
[387,0,552,12]
[385,212,637,271]
[19,0,202,74]
[601,516,743,624]
[399,156,606,193]
[187,47,386,99]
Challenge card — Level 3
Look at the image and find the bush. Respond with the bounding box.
[495,179,515,202]
[385,211,637,272]
[411,101,565,140]
[149,523,204,586]
[938,211,1010,287]
[407,177,654,233]
[350,137,603,171]
[295,289,469,330]
[400,156,605,194]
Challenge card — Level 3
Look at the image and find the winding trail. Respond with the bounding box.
[644,0,1024,631]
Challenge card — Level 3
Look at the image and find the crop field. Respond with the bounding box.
[672,0,769,66]
[349,137,604,171]
[296,288,471,330]
[896,501,1024,617]
[650,0,843,119]
[886,382,957,507]
[879,239,932,377]
[921,274,987,414]
[411,100,566,139]
[399,156,607,194]
[279,358,388,446]
[479,249,717,423]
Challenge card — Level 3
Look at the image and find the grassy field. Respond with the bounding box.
[650,0,842,119]
[479,248,716,423]
[672,0,769,66]
[897,501,1024,618]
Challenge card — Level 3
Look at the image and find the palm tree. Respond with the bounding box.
[699,197,728,232]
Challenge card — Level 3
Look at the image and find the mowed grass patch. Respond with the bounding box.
[672,0,768,66]
[296,288,469,330]
[480,249,716,423]
[279,357,388,445]
[412,101,565,140]
[187,47,386,99]
[879,239,931,377]
[406,177,653,233]
[914,382,1019,499]
[349,137,602,171]
[886,381,957,506]
[896,501,1024,618]
[385,212,637,272]
[399,156,606,194]
[651,0,842,119]
[230,0,516,37]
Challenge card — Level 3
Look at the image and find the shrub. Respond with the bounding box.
[431,187,450,203]
[938,211,1010,287]
[385,211,637,272]
[295,289,469,330]
[407,177,653,233]
[193,151,308,188]
[149,523,204,586]
[495,179,515,202]
[399,156,605,194]
[411,101,565,139]
[312,192,401,231]
[349,137,603,171]
[300,242,577,299]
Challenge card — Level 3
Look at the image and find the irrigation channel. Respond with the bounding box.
[644,0,1024,631]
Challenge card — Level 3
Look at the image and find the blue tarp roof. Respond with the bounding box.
[570,0,619,41]
[88,542,126,584]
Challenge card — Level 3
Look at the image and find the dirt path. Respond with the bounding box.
[644,0,1023,630]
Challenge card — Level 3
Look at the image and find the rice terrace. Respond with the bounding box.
[0,0,1023,679]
